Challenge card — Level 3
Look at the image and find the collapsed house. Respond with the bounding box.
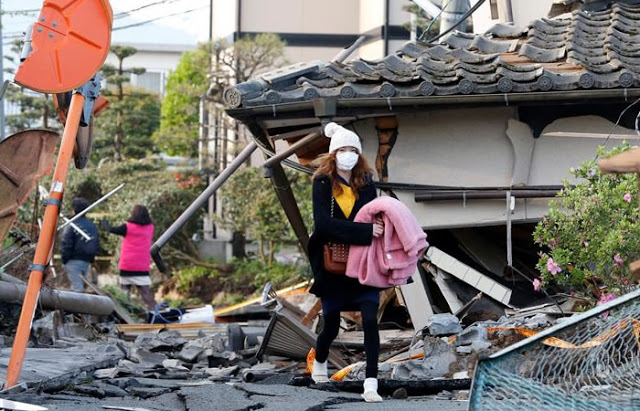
[222,0,640,326]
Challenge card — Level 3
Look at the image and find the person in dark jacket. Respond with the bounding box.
[61,197,99,292]
[308,122,384,403]
[102,205,156,309]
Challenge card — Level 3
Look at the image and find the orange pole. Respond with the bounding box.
[4,92,86,389]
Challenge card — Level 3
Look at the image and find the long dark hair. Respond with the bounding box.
[127,205,152,225]
[312,151,374,198]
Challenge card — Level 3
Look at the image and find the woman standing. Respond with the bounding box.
[102,205,156,310]
[308,122,384,403]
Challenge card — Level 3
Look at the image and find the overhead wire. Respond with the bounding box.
[113,4,209,31]
[113,0,189,19]
[418,0,455,42]
[593,96,640,162]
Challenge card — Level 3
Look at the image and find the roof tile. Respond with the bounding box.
[224,1,640,108]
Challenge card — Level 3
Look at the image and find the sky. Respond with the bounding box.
[2,0,210,46]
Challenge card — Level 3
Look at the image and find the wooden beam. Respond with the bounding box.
[301,299,322,327]
[374,117,398,183]
[247,121,310,254]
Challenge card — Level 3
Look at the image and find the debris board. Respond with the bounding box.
[398,267,434,332]
[426,263,464,313]
[333,329,414,349]
[116,322,229,340]
[426,247,512,305]
[257,305,348,369]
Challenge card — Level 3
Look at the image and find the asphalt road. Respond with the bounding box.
[4,380,470,411]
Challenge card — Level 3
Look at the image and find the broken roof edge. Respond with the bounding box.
[225,88,640,121]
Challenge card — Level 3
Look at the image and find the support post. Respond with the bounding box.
[5,92,85,389]
[151,141,258,272]
[247,122,309,255]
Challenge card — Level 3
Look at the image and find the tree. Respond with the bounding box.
[155,33,288,157]
[217,166,312,262]
[533,144,640,306]
[402,3,439,42]
[99,45,156,161]
[154,44,211,157]
[92,88,160,161]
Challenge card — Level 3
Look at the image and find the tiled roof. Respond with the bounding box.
[224,2,640,109]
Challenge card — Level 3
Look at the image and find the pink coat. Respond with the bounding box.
[119,222,154,272]
[345,197,428,287]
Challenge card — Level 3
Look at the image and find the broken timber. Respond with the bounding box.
[426,246,512,306]
[291,376,471,396]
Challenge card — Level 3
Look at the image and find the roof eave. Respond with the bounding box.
[226,88,640,123]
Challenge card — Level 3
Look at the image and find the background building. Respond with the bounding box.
[104,42,196,96]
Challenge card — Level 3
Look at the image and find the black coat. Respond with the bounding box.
[60,216,99,264]
[308,174,379,299]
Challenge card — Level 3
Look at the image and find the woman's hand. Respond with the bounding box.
[372,218,384,238]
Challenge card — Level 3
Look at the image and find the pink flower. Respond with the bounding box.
[598,292,617,305]
[598,292,617,318]
[546,258,562,275]
[584,241,589,247]
[614,253,624,267]
[624,193,632,203]
[533,278,542,292]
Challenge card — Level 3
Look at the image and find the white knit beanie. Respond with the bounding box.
[325,122,362,154]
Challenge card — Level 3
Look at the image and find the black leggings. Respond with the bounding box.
[315,301,379,378]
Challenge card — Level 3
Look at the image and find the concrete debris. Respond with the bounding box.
[133,330,187,352]
[427,313,463,336]
[127,386,172,399]
[73,384,106,398]
[455,324,489,347]
[205,365,238,381]
[93,381,129,397]
[161,359,189,371]
[523,313,555,329]
[392,337,458,380]
[128,348,168,367]
[177,334,225,363]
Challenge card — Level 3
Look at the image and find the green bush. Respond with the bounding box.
[534,144,640,303]
[174,265,218,293]
[231,258,305,290]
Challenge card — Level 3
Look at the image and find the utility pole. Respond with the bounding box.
[0,0,6,140]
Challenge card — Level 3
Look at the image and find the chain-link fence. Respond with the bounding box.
[469,289,640,411]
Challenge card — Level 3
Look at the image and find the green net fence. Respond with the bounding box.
[469,289,640,411]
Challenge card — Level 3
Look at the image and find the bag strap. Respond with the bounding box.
[330,195,335,218]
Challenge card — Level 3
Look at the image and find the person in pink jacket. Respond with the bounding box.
[102,205,156,309]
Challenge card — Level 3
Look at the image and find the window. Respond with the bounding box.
[490,0,499,20]
[131,71,164,95]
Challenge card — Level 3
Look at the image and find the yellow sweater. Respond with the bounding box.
[333,183,355,218]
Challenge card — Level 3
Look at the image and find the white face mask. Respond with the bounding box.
[336,151,359,171]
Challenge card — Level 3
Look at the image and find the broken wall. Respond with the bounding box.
[355,108,636,230]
